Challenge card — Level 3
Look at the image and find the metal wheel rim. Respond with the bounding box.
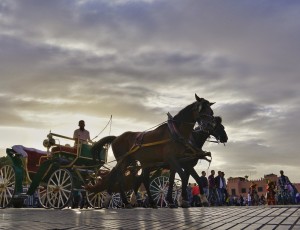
[86,190,107,209]
[37,186,51,209]
[0,165,15,208]
[47,169,73,209]
[149,176,170,207]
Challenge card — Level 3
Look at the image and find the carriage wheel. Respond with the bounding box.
[86,190,107,209]
[150,176,180,208]
[37,186,50,208]
[86,191,122,209]
[0,165,16,208]
[47,169,73,209]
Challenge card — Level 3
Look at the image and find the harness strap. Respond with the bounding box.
[114,138,171,169]
[167,113,205,156]
[128,138,171,154]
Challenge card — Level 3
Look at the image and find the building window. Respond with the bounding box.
[231,189,236,196]
[258,187,263,192]
[241,188,246,193]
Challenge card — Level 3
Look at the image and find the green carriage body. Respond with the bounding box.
[0,132,108,209]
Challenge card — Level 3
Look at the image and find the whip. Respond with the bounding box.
[91,115,113,141]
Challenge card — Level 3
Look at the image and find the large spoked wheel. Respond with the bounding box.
[149,176,174,208]
[0,165,16,208]
[86,191,122,209]
[86,190,107,209]
[47,169,73,209]
[37,185,50,208]
[87,192,122,209]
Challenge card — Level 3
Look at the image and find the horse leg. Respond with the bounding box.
[141,168,157,209]
[188,168,209,206]
[101,167,118,208]
[117,162,133,209]
[133,175,142,195]
[102,161,129,208]
[132,175,143,206]
[167,157,189,208]
[166,168,178,208]
[119,186,132,209]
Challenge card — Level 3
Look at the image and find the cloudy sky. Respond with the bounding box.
[1,0,300,182]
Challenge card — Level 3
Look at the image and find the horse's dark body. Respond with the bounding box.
[166,118,228,206]
[89,95,215,207]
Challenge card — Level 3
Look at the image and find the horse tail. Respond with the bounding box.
[91,135,117,162]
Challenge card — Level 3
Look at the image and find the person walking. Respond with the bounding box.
[187,183,193,206]
[208,170,218,206]
[199,171,209,198]
[191,183,200,207]
[215,171,224,205]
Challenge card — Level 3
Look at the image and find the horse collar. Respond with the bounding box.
[167,112,210,159]
[167,112,184,142]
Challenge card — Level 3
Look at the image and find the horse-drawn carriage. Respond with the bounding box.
[1,95,227,209]
[0,132,109,209]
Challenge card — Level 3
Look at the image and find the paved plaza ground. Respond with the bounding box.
[1,206,300,230]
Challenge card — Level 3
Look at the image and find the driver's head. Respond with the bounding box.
[79,120,85,130]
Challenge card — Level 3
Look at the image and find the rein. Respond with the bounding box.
[127,138,171,154]
[91,115,113,141]
[167,112,206,157]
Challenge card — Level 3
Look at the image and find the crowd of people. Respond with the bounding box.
[187,170,228,207]
[186,169,300,207]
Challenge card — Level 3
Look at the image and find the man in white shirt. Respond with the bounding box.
[73,120,91,145]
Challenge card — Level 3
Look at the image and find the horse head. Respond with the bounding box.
[210,116,228,143]
[192,94,215,133]
[193,115,227,149]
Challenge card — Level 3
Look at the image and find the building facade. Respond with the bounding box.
[227,173,300,198]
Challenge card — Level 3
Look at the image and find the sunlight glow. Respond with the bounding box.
[44,39,116,57]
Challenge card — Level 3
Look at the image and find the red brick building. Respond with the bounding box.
[226,173,300,197]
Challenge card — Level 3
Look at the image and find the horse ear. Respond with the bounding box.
[210,102,215,106]
[195,94,203,102]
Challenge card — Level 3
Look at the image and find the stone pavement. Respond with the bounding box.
[1,206,300,230]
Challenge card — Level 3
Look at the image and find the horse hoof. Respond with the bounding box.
[181,200,190,208]
[101,194,112,209]
[168,203,178,208]
[124,204,133,209]
[202,202,209,207]
[150,204,158,209]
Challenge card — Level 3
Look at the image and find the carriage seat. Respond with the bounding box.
[12,145,48,173]
[51,145,77,154]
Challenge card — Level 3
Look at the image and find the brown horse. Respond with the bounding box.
[89,94,215,207]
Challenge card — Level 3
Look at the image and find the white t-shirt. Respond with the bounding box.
[73,129,90,143]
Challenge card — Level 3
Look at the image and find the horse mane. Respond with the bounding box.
[173,102,195,122]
